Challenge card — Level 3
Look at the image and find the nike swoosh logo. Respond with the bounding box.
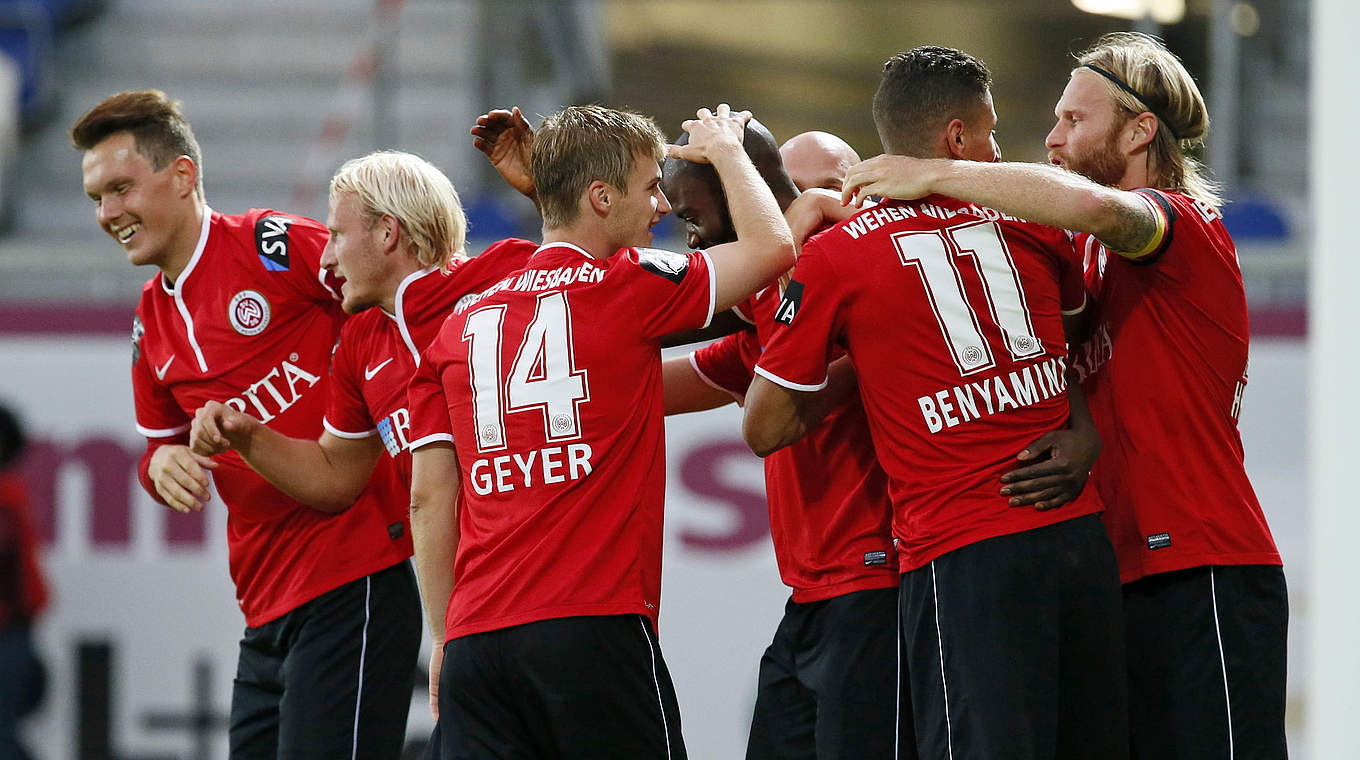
[365,358,394,381]
[155,355,175,381]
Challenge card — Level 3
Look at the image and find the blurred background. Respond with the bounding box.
[0,0,1327,757]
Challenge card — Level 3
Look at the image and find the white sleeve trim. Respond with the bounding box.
[1061,293,1088,316]
[753,364,828,392]
[731,304,756,325]
[323,418,379,439]
[688,353,747,404]
[136,422,191,438]
[699,250,717,329]
[409,433,455,451]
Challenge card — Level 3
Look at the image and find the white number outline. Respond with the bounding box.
[463,292,590,454]
[891,220,1044,377]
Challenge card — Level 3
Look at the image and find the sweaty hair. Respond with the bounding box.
[1076,32,1222,210]
[531,105,667,229]
[662,118,798,214]
[872,46,993,157]
[70,89,205,196]
[329,151,468,270]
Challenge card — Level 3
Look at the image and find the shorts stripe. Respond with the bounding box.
[931,562,955,760]
[639,617,672,760]
[895,582,904,760]
[1209,568,1235,759]
[351,576,372,760]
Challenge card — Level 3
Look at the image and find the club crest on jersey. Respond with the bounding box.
[229,290,272,336]
[255,215,294,271]
[131,314,145,367]
[775,280,804,325]
[637,247,689,284]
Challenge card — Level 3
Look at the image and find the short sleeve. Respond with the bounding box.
[619,248,716,339]
[691,329,759,400]
[753,239,843,392]
[252,211,343,301]
[1121,189,1177,262]
[407,351,454,451]
[130,311,190,438]
[1054,231,1087,315]
[323,326,378,439]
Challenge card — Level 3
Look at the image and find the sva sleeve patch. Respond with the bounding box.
[775,280,804,325]
[255,215,295,271]
[636,247,689,285]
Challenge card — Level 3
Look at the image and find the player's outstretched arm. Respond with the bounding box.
[190,401,381,513]
[409,441,462,720]
[662,355,737,415]
[842,155,1160,256]
[743,357,857,457]
[145,442,218,514]
[471,106,537,205]
[668,105,795,312]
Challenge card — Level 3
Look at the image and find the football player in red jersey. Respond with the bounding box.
[778,130,861,193]
[187,151,532,504]
[837,33,1287,760]
[663,123,908,760]
[406,104,794,759]
[745,48,1128,760]
[74,91,420,760]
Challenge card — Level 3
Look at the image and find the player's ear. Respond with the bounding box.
[1128,112,1159,153]
[587,180,611,216]
[171,156,199,198]
[379,213,400,254]
[945,119,968,160]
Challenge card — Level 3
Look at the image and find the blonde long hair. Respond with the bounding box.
[1077,32,1224,211]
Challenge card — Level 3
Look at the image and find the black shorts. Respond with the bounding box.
[900,514,1128,760]
[437,614,686,759]
[1123,564,1288,760]
[229,560,422,760]
[745,586,913,760]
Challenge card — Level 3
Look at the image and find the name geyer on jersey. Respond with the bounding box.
[917,355,1069,434]
[469,443,594,496]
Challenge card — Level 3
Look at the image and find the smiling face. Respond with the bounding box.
[607,151,672,250]
[1045,70,1131,188]
[81,131,198,272]
[662,168,733,250]
[321,191,392,314]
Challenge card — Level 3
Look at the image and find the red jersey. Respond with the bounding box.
[0,473,47,629]
[131,207,411,626]
[691,289,897,603]
[1071,188,1280,583]
[324,239,537,487]
[755,196,1100,571]
[408,242,715,641]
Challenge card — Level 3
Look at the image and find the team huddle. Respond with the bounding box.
[75,32,1285,760]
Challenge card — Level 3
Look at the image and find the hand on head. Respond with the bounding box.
[471,106,536,198]
[666,104,752,165]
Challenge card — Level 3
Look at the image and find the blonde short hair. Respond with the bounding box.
[1076,32,1223,211]
[531,105,667,229]
[329,151,467,269]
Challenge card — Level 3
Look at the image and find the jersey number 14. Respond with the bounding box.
[462,292,590,453]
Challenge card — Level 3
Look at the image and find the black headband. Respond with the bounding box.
[1081,63,1180,141]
